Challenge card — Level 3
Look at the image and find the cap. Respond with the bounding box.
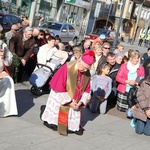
[99,34,106,40]
[81,50,95,65]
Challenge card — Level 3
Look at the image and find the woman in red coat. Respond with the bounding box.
[116,51,145,112]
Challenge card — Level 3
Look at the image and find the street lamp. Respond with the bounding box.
[111,0,126,51]
[131,0,145,45]
[105,0,112,29]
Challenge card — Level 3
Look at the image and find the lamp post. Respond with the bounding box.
[105,0,112,29]
[111,0,126,51]
[131,0,145,45]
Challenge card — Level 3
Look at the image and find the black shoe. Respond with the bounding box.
[40,105,46,119]
[68,127,84,136]
[127,116,133,119]
[43,122,58,131]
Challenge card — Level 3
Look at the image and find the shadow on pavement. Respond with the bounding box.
[15,89,35,117]
[81,108,99,127]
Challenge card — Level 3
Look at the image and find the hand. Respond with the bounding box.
[126,80,136,86]
[21,58,26,66]
[0,71,9,79]
[76,102,83,109]
[145,109,150,118]
[96,96,105,102]
[69,101,78,110]
[131,105,136,112]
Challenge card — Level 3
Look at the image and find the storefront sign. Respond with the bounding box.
[65,0,91,9]
[65,0,76,3]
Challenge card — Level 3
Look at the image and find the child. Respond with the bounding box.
[113,44,124,54]
[89,62,112,114]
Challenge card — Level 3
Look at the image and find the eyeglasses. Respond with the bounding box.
[13,29,19,31]
[103,47,110,49]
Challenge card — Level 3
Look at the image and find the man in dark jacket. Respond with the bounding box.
[9,27,35,82]
[106,52,121,107]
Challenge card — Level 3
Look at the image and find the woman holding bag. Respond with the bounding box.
[116,50,145,113]
[0,41,18,117]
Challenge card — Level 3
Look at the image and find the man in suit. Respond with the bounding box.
[9,27,35,82]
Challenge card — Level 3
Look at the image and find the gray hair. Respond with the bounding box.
[24,27,33,32]
[115,52,124,58]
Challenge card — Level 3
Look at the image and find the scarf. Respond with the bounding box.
[127,60,140,73]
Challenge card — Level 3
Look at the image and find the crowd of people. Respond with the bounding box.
[1,19,150,136]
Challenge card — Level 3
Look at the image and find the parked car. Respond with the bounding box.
[0,13,22,32]
[38,21,79,43]
[84,28,118,45]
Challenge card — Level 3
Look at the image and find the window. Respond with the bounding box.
[68,24,75,32]
[141,9,145,18]
[128,1,133,13]
[134,5,139,16]
[62,24,68,31]
[11,16,19,23]
[48,23,62,30]
[3,16,11,24]
[143,11,147,19]
[117,0,122,11]
[147,12,150,20]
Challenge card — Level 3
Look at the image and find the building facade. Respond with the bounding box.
[1,0,150,42]
[31,0,92,35]
[86,0,150,41]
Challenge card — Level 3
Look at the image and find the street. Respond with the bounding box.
[0,41,149,150]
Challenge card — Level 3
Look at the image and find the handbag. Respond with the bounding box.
[127,85,138,108]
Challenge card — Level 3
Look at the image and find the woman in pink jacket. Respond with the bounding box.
[116,51,145,112]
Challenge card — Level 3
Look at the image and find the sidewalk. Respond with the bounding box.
[120,37,147,54]
[1,82,149,150]
[0,42,149,150]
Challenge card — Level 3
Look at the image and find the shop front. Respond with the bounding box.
[0,0,31,17]
[59,0,92,34]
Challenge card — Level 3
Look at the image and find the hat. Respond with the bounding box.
[99,34,106,40]
[81,50,95,65]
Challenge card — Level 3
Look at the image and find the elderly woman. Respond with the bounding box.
[116,51,145,112]
[0,42,18,117]
[90,44,106,77]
